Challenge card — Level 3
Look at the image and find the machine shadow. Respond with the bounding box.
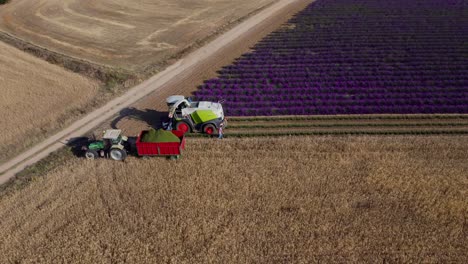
[67,137,90,158]
[68,107,170,158]
[110,107,169,130]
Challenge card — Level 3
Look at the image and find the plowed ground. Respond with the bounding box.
[0,0,276,71]
[0,136,466,262]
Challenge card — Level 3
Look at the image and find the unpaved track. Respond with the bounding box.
[0,0,313,185]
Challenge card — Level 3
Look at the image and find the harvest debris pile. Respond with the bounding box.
[194,0,468,116]
[141,129,181,143]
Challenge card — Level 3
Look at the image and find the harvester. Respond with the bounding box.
[165,95,227,135]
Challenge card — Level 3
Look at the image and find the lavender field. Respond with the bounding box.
[194,0,468,116]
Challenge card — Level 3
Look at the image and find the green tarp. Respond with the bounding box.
[141,129,181,143]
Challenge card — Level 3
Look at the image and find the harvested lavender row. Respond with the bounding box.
[193,0,468,116]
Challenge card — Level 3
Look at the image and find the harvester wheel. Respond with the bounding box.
[203,124,216,135]
[110,148,127,161]
[176,122,190,133]
[85,150,99,160]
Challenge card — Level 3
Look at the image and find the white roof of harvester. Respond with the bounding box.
[198,101,220,109]
[166,95,185,104]
[103,129,122,139]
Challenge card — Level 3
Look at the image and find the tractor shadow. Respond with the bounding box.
[68,107,169,158]
[66,136,91,158]
[110,107,169,130]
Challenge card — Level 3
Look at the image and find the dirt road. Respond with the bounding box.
[0,0,314,185]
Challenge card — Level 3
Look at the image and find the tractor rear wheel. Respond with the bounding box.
[203,124,216,135]
[176,121,191,133]
[110,148,127,161]
[169,155,181,160]
[85,150,99,160]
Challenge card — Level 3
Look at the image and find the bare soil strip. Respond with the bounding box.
[0,0,313,185]
[223,127,468,135]
[221,114,468,136]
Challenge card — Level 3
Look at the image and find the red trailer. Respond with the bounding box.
[135,130,186,159]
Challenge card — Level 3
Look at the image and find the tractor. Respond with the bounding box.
[82,129,129,161]
[165,95,226,135]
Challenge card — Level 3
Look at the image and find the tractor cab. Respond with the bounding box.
[83,129,129,161]
[103,129,126,147]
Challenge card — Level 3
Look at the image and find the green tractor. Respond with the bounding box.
[82,129,129,161]
[165,95,227,135]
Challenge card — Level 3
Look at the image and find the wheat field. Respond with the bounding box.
[0,0,276,70]
[0,41,99,163]
[0,136,466,262]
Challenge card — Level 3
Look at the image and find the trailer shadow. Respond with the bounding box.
[110,107,169,130]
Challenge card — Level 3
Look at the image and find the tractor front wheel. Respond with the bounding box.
[176,121,191,133]
[110,148,127,161]
[85,150,99,160]
[203,124,216,135]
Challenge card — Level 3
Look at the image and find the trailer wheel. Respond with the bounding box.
[110,148,127,161]
[85,150,99,160]
[203,124,216,135]
[176,122,190,133]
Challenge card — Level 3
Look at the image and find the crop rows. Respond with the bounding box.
[186,115,468,137]
[193,0,468,116]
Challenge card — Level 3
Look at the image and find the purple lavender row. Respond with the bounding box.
[193,0,468,116]
[229,105,468,116]
[195,93,468,100]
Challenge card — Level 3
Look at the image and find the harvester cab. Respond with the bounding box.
[165,95,226,135]
[83,129,129,161]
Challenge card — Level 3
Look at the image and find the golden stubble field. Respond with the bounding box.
[0,41,99,163]
[0,136,466,262]
[0,0,276,71]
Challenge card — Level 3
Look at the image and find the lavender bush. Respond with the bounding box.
[193,0,468,116]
